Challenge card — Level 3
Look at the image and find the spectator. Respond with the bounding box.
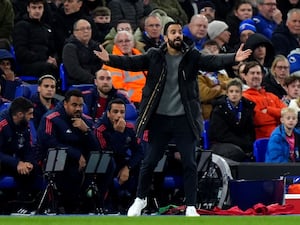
[150,0,188,25]
[207,20,231,53]
[91,6,112,43]
[238,19,257,45]
[94,98,144,212]
[103,31,146,106]
[226,0,254,49]
[52,0,100,59]
[197,1,216,23]
[12,0,58,78]
[82,0,105,15]
[0,97,41,214]
[211,0,235,22]
[182,14,208,51]
[108,0,151,31]
[139,14,164,52]
[262,55,290,99]
[37,89,101,213]
[198,40,231,120]
[209,78,255,162]
[0,0,14,43]
[242,61,286,139]
[271,8,300,57]
[31,74,58,130]
[62,19,103,86]
[282,75,300,106]
[278,0,300,21]
[94,21,251,217]
[0,49,22,100]
[84,68,130,121]
[244,33,274,74]
[102,20,144,54]
[252,0,282,39]
[265,107,300,163]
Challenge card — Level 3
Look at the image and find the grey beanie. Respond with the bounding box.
[207,20,228,40]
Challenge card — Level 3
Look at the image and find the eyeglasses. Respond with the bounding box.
[200,8,215,13]
[117,27,131,32]
[98,76,111,81]
[262,2,277,6]
[275,66,289,70]
[74,26,91,32]
[116,39,132,44]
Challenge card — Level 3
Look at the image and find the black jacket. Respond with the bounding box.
[271,23,299,57]
[62,35,102,85]
[12,16,56,65]
[209,95,256,152]
[106,42,237,140]
[262,72,287,99]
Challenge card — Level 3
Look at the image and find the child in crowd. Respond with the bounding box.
[209,78,255,162]
[265,107,300,163]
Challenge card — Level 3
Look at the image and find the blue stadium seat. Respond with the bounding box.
[14,84,38,99]
[253,138,269,162]
[68,84,94,92]
[19,76,39,82]
[59,63,68,92]
[125,103,138,125]
[0,176,17,189]
[202,120,210,150]
[0,102,11,112]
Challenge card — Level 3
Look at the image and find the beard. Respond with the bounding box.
[19,117,29,128]
[168,38,183,51]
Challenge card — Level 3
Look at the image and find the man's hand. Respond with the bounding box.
[17,161,33,175]
[235,44,252,62]
[118,165,130,185]
[47,56,58,68]
[2,68,15,81]
[113,118,126,133]
[94,45,110,63]
[272,8,282,25]
[72,118,90,132]
[78,155,86,172]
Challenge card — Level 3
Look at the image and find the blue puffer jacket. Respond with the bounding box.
[265,124,300,163]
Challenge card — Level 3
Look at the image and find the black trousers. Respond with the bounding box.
[137,114,198,206]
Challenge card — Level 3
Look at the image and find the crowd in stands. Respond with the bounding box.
[1,0,300,216]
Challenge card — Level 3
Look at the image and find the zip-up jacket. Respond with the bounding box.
[37,102,100,162]
[0,110,35,171]
[94,112,143,169]
[104,42,237,140]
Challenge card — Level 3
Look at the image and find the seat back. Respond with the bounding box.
[14,84,38,99]
[59,63,68,92]
[125,103,138,124]
[253,138,269,162]
[202,120,210,150]
[0,102,11,112]
[68,84,94,92]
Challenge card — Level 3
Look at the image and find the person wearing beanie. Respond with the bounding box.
[239,19,257,44]
[197,1,216,23]
[288,48,300,76]
[207,20,231,52]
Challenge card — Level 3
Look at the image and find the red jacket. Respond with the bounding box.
[243,88,286,139]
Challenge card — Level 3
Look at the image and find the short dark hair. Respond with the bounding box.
[91,6,111,17]
[284,75,300,87]
[9,97,33,116]
[38,74,57,86]
[64,89,83,102]
[27,0,46,6]
[163,21,182,35]
[243,61,263,74]
[107,98,126,112]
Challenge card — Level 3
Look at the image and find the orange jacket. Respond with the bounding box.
[103,45,146,103]
[243,88,286,139]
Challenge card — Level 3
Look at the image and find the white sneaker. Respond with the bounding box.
[127,197,147,216]
[185,206,200,216]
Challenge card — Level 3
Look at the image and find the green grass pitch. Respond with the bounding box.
[0,215,299,225]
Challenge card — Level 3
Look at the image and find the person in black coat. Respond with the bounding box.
[12,0,58,77]
[209,78,256,162]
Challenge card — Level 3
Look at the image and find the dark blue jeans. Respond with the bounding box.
[137,114,198,206]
